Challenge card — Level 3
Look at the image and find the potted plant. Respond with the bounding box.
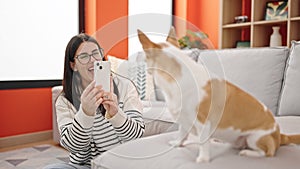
[178,30,209,49]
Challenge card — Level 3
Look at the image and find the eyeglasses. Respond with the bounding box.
[75,48,104,64]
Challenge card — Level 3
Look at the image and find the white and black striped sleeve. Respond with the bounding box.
[56,96,94,154]
[108,109,144,142]
[107,79,145,142]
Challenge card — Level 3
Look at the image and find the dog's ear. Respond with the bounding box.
[166,26,180,48]
[137,29,161,50]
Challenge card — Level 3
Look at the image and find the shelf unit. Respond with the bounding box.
[219,0,300,49]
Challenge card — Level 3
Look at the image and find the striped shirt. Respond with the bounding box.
[55,76,145,166]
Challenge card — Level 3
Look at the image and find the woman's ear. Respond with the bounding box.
[70,62,77,71]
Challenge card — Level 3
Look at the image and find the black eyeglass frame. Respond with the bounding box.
[75,48,104,64]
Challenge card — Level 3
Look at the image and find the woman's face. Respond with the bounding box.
[72,41,102,88]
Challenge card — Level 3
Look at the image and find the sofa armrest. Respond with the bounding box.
[52,86,63,143]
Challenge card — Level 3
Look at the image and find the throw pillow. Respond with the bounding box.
[108,55,156,101]
[182,48,202,62]
[107,55,128,77]
[278,41,300,116]
[131,52,156,101]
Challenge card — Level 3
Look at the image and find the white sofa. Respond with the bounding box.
[52,41,300,168]
[90,41,300,169]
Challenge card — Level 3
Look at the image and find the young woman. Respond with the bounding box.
[44,33,145,169]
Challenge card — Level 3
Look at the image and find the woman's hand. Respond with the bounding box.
[81,81,104,116]
[102,77,119,118]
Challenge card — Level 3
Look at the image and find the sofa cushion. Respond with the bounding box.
[141,100,177,136]
[278,41,300,116]
[91,117,300,169]
[197,47,289,115]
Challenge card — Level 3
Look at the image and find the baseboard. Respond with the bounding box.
[0,130,53,148]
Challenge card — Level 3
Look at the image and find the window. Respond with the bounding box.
[128,0,173,59]
[0,0,78,82]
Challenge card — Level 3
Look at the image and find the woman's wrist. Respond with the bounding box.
[106,108,127,127]
[105,109,117,119]
[82,105,95,116]
[76,105,95,129]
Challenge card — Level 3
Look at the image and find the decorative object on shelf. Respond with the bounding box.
[236,41,250,48]
[220,0,298,49]
[270,26,282,47]
[178,30,208,49]
[265,0,288,20]
[234,15,248,23]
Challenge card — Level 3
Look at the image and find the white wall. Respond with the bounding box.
[0,0,78,81]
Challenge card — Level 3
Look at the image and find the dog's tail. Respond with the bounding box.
[280,134,300,145]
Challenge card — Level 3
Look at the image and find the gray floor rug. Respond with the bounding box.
[0,144,69,169]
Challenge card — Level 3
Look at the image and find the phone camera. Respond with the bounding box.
[99,66,103,69]
[96,62,100,66]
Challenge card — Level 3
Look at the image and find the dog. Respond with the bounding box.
[137,27,300,163]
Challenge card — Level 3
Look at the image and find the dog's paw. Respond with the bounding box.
[168,140,183,147]
[196,156,210,163]
[239,150,265,157]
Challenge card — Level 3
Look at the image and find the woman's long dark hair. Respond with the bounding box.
[63,33,118,115]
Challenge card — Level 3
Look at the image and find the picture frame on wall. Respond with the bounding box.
[265,0,288,20]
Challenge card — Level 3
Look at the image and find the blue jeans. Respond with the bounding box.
[43,163,89,169]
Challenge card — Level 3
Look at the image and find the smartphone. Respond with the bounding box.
[94,61,111,92]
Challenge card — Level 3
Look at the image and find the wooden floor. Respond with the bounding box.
[0,139,61,152]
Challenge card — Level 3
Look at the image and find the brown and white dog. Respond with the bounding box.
[137,27,300,163]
